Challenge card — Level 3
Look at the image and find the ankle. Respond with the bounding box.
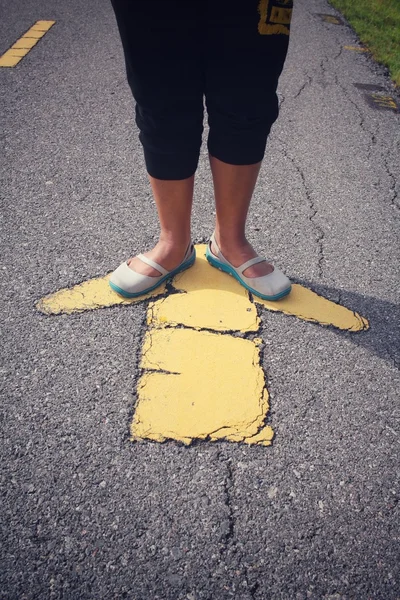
[214,230,248,251]
[158,232,191,250]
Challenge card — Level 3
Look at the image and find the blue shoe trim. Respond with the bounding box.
[205,247,291,302]
[109,251,196,298]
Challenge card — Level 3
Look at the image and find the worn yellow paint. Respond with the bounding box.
[132,328,273,446]
[36,245,369,332]
[320,14,342,25]
[370,94,397,110]
[242,424,274,445]
[0,20,55,67]
[344,45,368,53]
[36,274,166,315]
[254,284,369,331]
[270,7,292,25]
[35,243,370,447]
[258,0,291,36]
[148,247,260,332]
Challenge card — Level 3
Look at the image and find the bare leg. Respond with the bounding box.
[128,175,193,276]
[210,155,274,277]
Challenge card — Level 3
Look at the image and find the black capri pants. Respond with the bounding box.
[111,0,293,180]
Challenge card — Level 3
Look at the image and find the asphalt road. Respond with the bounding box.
[1,0,399,598]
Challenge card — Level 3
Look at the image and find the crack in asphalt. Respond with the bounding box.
[218,458,258,598]
[282,28,399,287]
[217,458,235,558]
[382,148,400,212]
[333,76,399,212]
[292,72,313,100]
[335,75,379,161]
[145,319,262,340]
[278,141,325,279]
[142,367,181,376]
[325,33,399,213]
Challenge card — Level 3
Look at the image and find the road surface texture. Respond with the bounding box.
[1,0,399,598]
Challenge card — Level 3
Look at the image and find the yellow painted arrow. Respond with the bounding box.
[37,245,368,446]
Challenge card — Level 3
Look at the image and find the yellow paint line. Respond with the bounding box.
[20,31,47,40]
[370,94,397,109]
[29,20,55,31]
[36,275,167,315]
[132,328,272,446]
[0,20,55,68]
[4,49,30,57]
[344,45,368,53]
[0,55,19,67]
[148,246,260,332]
[12,37,43,50]
[254,284,369,331]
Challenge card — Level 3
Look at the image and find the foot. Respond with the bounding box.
[127,240,191,277]
[211,234,274,278]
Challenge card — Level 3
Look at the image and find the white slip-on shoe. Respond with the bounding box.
[109,243,196,298]
[205,233,291,301]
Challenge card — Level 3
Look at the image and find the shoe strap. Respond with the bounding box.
[209,232,267,274]
[183,242,194,261]
[237,256,266,274]
[209,232,224,260]
[136,254,168,276]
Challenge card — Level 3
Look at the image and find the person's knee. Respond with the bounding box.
[207,100,279,165]
[136,104,203,179]
[137,104,203,152]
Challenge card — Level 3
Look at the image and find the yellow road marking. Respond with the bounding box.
[148,250,260,332]
[36,244,369,447]
[370,94,398,110]
[270,7,292,25]
[258,0,292,36]
[36,274,166,315]
[344,45,368,53]
[37,246,369,333]
[324,15,339,23]
[133,328,273,446]
[254,284,369,332]
[320,14,342,25]
[0,20,55,67]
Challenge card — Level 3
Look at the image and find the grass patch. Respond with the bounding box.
[329,0,400,86]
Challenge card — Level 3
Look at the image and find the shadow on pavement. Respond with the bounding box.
[296,280,400,368]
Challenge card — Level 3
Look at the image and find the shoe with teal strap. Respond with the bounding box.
[205,233,291,301]
[109,243,196,298]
